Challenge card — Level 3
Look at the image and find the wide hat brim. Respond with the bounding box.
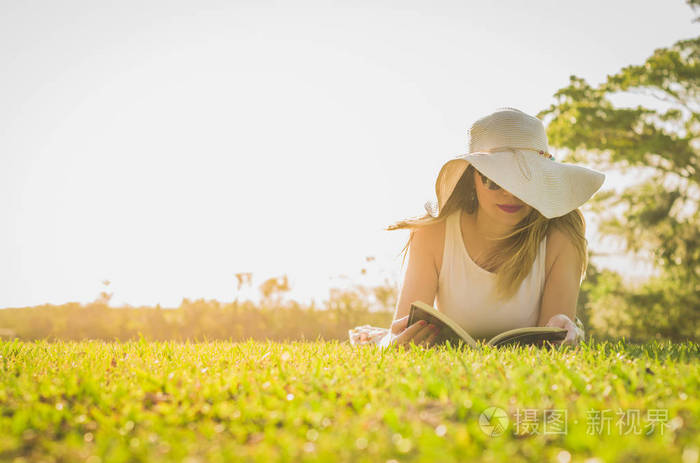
[428,149,606,219]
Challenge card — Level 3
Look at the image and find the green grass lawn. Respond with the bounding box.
[0,340,698,462]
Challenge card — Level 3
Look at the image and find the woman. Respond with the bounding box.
[382,108,605,349]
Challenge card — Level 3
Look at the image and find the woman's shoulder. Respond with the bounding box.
[544,224,577,279]
[410,218,446,251]
[546,224,574,254]
[410,218,447,273]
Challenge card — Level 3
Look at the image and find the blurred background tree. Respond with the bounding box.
[540,5,699,341]
[258,275,291,307]
[95,279,113,306]
[689,0,699,21]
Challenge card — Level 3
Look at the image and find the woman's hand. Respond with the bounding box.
[545,314,584,347]
[390,315,441,349]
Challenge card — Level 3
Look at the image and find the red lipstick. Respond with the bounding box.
[497,204,523,213]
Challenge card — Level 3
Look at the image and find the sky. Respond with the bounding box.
[2,0,697,309]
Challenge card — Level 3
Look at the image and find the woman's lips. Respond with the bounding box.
[497,204,523,213]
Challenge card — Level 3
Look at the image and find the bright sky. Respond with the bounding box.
[2,0,697,308]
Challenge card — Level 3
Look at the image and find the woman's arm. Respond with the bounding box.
[392,224,440,328]
[537,229,584,345]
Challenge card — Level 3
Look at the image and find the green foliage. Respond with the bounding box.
[0,340,697,462]
[539,32,700,342]
[0,293,393,342]
[688,0,700,22]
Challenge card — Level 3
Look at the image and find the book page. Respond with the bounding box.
[487,326,567,347]
[408,301,478,349]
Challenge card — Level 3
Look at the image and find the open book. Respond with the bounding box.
[407,301,567,348]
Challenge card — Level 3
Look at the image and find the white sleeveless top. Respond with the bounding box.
[436,210,547,340]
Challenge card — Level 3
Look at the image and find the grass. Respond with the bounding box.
[0,339,698,462]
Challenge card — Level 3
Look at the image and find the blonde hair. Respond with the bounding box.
[387,164,589,301]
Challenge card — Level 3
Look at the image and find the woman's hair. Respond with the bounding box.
[386,164,589,301]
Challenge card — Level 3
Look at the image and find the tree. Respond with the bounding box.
[538,22,699,340]
[688,0,699,22]
[258,275,291,307]
[94,279,113,306]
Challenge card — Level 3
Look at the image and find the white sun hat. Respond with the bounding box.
[426,107,606,219]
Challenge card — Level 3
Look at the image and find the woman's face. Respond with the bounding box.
[472,168,533,224]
